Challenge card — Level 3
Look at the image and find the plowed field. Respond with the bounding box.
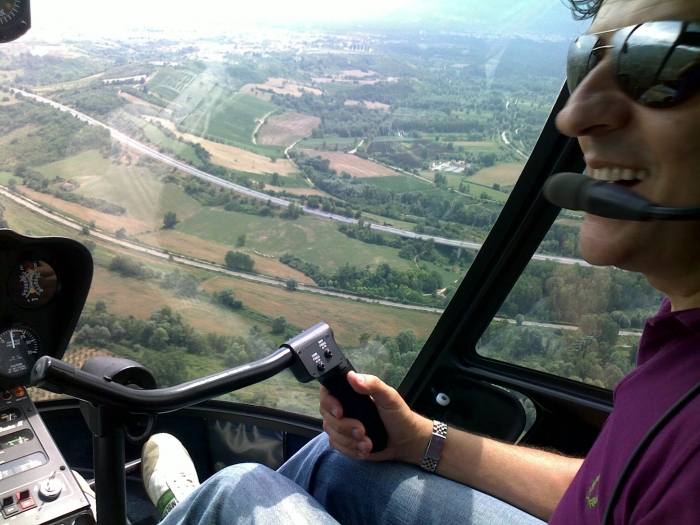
[301,150,396,178]
[258,112,320,147]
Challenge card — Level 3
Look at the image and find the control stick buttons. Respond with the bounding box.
[39,478,62,501]
[2,391,10,400]
[13,387,24,398]
[324,349,333,358]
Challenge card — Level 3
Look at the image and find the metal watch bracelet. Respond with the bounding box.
[420,420,447,473]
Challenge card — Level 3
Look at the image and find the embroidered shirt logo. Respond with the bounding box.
[586,475,601,509]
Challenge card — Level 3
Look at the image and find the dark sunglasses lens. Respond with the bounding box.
[617,21,700,107]
[567,34,600,93]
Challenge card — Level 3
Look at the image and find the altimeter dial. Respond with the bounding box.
[0,327,40,378]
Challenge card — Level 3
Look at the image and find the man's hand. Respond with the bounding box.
[319,371,432,463]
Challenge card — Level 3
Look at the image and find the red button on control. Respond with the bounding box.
[13,387,24,398]
[19,498,35,510]
[2,391,10,400]
[15,491,35,511]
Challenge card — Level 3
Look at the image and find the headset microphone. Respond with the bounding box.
[543,172,700,221]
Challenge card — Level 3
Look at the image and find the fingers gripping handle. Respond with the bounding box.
[285,322,388,453]
[320,363,388,453]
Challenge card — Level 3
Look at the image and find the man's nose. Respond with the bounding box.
[555,58,634,138]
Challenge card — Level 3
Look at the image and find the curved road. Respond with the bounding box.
[11,89,590,267]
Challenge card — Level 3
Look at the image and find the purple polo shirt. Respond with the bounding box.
[550,298,700,524]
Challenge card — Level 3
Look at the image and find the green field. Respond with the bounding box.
[369,137,419,143]
[420,169,510,203]
[296,137,358,150]
[121,113,203,166]
[460,143,504,155]
[148,68,197,101]
[0,195,80,238]
[36,149,108,179]
[180,93,280,155]
[360,212,418,230]
[177,209,447,275]
[363,175,433,192]
[36,150,203,224]
[0,172,13,185]
[146,68,226,114]
[469,163,524,187]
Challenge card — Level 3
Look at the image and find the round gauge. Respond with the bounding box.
[0,0,22,28]
[8,260,58,309]
[0,327,40,378]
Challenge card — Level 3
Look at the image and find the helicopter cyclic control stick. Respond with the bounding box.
[284,323,388,453]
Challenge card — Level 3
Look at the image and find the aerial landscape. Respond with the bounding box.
[0,0,663,414]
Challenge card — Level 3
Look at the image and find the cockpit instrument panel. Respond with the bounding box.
[0,0,30,43]
[0,230,92,390]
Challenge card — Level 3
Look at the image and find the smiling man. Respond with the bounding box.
[150,0,700,523]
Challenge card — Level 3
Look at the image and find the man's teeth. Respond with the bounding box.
[591,167,649,182]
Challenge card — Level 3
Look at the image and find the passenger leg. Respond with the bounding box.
[279,434,546,525]
[161,463,340,525]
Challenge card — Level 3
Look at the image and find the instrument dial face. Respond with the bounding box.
[0,0,22,28]
[8,260,58,309]
[0,327,40,378]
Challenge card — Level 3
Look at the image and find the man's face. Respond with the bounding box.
[555,0,700,288]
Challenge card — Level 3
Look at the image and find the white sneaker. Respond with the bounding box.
[141,434,200,519]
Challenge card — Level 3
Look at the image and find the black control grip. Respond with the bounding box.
[284,322,389,453]
[320,361,388,453]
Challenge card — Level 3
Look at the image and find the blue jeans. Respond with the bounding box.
[161,434,546,525]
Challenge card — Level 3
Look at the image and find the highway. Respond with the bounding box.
[10,88,590,267]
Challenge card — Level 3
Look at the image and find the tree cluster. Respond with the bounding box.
[73,303,276,387]
[109,255,159,280]
[225,251,255,272]
[0,100,111,170]
[499,261,663,326]
[279,253,444,306]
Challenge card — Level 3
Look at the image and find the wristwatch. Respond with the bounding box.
[421,420,447,473]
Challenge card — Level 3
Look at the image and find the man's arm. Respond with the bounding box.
[320,371,582,522]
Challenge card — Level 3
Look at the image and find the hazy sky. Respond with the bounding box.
[30,0,585,39]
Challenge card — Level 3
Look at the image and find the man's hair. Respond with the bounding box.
[565,0,603,20]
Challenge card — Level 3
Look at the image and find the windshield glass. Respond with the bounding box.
[1,0,583,416]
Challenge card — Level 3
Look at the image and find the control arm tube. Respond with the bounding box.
[30,348,295,413]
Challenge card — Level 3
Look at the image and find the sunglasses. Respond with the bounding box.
[567,21,700,108]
